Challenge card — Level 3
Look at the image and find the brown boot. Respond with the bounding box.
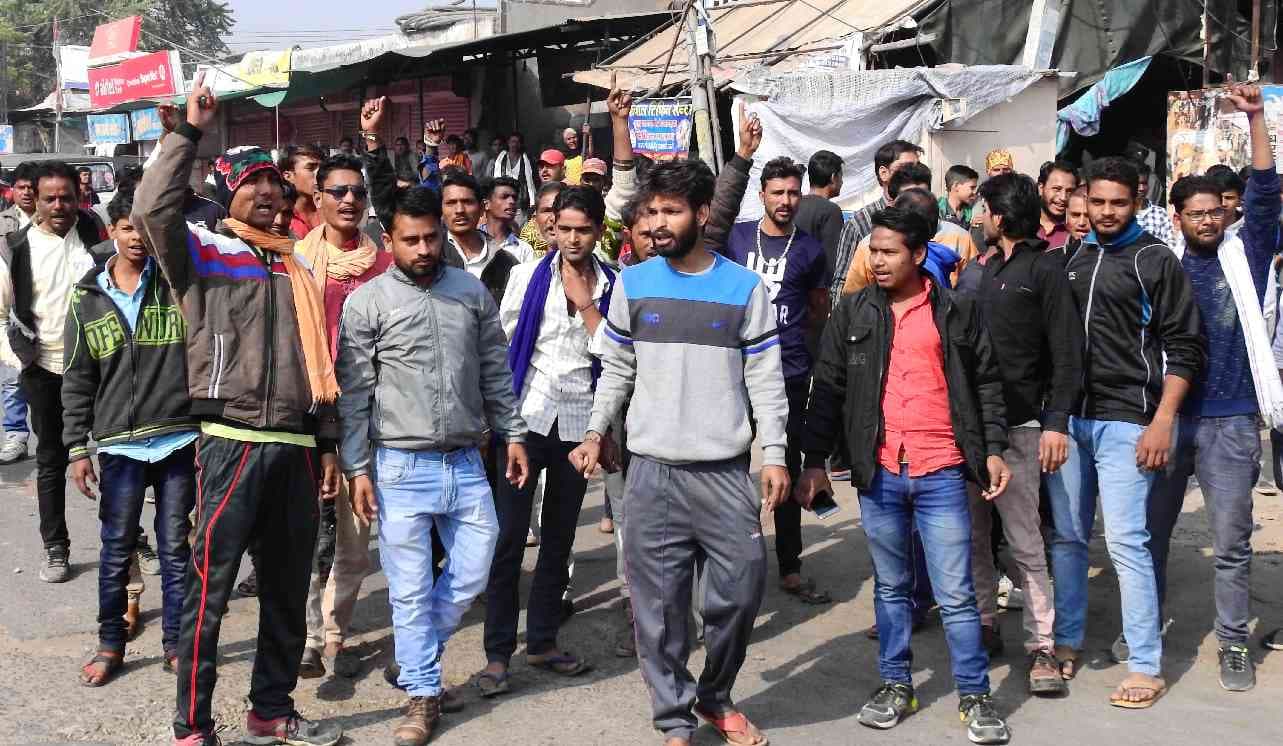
[393,695,440,746]
[1028,649,1068,695]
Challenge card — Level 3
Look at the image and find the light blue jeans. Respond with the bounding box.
[0,366,27,435]
[1046,417,1162,676]
[377,446,499,697]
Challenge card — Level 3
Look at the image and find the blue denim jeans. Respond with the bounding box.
[0,371,27,435]
[859,465,990,694]
[1149,414,1260,644]
[377,446,498,697]
[1046,417,1162,675]
[97,445,196,654]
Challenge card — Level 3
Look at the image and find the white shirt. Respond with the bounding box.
[451,230,533,279]
[27,222,93,373]
[499,255,610,440]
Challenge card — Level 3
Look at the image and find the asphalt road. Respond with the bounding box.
[0,442,1281,745]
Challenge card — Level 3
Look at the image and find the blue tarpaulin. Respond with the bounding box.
[1056,56,1153,152]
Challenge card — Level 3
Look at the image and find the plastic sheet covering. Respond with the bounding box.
[1056,56,1153,151]
[729,64,1043,220]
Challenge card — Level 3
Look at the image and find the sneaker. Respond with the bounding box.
[332,645,361,679]
[135,535,161,576]
[959,693,1010,744]
[1218,643,1255,692]
[1028,649,1067,695]
[857,682,918,729]
[1264,628,1283,651]
[244,711,342,746]
[39,546,70,583]
[393,696,440,746]
[0,432,28,463]
[981,624,1004,657]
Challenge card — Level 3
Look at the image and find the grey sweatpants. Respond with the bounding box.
[624,454,766,741]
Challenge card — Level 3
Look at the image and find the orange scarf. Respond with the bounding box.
[295,225,378,283]
[223,218,340,406]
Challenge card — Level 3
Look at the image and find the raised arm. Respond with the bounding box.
[604,82,637,222]
[1227,83,1281,283]
[357,97,399,233]
[704,103,761,256]
[133,74,216,302]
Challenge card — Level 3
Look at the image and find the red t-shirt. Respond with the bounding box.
[878,281,965,477]
[322,237,393,360]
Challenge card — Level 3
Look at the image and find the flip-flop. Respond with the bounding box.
[528,651,592,677]
[79,651,123,687]
[475,669,511,697]
[694,705,769,746]
[1109,674,1167,709]
[1054,645,1082,680]
[780,579,832,605]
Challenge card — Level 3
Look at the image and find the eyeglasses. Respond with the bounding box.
[321,185,368,201]
[1183,207,1228,222]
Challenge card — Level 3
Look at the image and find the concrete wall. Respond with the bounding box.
[923,75,1059,193]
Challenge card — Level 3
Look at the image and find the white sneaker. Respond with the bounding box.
[0,432,28,464]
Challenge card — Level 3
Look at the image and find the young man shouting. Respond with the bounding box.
[572,159,789,746]
[64,192,197,685]
[481,175,535,259]
[133,77,343,746]
[337,184,529,746]
[1148,83,1280,693]
[796,208,1013,744]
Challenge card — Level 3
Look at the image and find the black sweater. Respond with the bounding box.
[976,238,1084,433]
[1064,223,1205,425]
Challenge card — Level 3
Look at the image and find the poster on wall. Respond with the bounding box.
[88,50,183,109]
[88,114,131,145]
[130,107,164,140]
[0,125,12,155]
[628,97,694,161]
[1167,86,1283,183]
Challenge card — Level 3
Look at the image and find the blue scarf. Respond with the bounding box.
[1085,218,1143,249]
[507,250,616,396]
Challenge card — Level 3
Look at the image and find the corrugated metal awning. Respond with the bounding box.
[574,0,933,91]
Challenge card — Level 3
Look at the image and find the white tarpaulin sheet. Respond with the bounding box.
[729,65,1044,220]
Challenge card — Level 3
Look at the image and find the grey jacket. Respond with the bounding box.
[336,262,527,478]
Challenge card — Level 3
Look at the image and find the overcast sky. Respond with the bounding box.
[222,0,436,52]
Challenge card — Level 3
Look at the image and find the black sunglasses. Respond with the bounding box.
[322,185,368,201]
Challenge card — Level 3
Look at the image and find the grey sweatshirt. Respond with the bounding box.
[587,252,788,466]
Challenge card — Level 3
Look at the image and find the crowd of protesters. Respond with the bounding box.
[2,72,1283,746]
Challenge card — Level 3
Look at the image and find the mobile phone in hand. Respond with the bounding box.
[809,490,840,520]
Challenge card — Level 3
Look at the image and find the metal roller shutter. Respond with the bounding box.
[228,117,274,150]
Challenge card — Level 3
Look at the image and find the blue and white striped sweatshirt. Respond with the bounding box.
[587,253,789,466]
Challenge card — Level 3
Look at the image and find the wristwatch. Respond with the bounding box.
[584,431,604,444]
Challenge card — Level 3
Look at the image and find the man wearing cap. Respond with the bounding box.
[133,77,344,746]
[580,159,610,193]
[561,126,585,185]
[538,149,567,187]
[985,150,1015,178]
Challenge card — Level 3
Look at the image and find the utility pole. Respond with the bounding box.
[1,41,9,126]
[1250,0,1262,80]
[686,0,718,172]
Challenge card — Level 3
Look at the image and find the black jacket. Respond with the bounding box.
[4,214,107,369]
[1065,224,1205,425]
[802,280,1008,491]
[481,247,520,305]
[977,238,1083,433]
[61,260,194,461]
